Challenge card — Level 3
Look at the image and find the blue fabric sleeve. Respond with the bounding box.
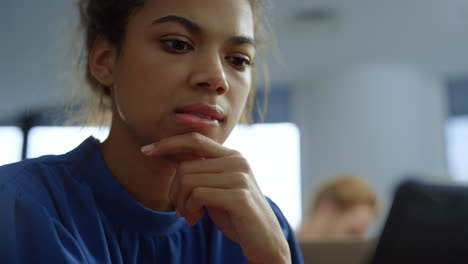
[267,198,304,264]
[0,184,86,264]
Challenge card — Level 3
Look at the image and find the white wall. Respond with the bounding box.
[292,63,449,230]
[0,0,76,119]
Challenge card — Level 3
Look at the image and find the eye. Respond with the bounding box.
[161,39,194,53]
[226,56,252,70]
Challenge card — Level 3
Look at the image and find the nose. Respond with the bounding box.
[189,55,229,95]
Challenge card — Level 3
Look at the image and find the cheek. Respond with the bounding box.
[333,218,351,234]
[115,52,179,93]
[112,55,180,125]
[333,212,359,232]
[343,212,372,235]
[224,83,251,126]
[360,214,374,230]
[216,78,251,144]
[230,74,252,113]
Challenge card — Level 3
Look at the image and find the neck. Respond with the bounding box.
[100,118,176,212]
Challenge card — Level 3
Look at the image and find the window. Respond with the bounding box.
[27,126,109,158]
[0,127,23,166]
[225,123,302,230]
[26,123,302,229]
[446,117,468,182]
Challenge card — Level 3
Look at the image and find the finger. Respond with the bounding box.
[141,132,236,159]
[171,172,249,219]
[185,187,249,224]
[176,154,251,176]
[161,153,204,164]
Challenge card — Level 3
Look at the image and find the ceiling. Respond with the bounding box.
[271,0,468,82]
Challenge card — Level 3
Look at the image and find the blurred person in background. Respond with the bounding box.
[297,175,378,241]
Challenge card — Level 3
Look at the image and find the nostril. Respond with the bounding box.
[216,87,226,95]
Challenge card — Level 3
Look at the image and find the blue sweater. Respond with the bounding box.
[0,137,303,263]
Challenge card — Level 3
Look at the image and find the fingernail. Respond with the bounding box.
[141,144,155,154]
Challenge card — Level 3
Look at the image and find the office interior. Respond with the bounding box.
[2,0,468,259]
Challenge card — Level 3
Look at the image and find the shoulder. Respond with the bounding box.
[0,155,75,214]
[264,197,295,236]
[0,137,99,208]
[0,154,70,191]
[265,197,287,223]
[0,149,97,264]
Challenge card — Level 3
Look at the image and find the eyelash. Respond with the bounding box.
[160,39,253,71]
[226,56,253,71]
[161,39,194,53]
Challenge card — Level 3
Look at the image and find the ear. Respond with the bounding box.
[89,35,117,88]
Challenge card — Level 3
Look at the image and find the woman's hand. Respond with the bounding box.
[142,132,291,264]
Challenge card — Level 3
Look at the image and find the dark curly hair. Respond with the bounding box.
[76,0,271,125]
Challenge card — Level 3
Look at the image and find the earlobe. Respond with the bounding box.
[89,35,117,88]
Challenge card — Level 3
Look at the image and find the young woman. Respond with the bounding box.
[0,0,303,263]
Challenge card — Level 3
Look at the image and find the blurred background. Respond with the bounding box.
[2,0,468,236]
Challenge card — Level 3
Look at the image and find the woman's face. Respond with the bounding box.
[331,204,375,239]
[107,0,255,145]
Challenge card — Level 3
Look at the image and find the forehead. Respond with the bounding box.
[133,0,255,37]
[341,205,375,223]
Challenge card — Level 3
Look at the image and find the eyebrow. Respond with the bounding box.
[230,36,256,48]
[152,15,203,34]
[151,15,256,48]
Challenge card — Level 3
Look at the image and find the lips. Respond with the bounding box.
[179,112,218,121]
[174,104,225,127]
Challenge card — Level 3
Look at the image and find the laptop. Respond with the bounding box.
[300,238,375,264]
[370,179,468,263]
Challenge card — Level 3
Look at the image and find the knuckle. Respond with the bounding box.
[179,176,193,191]
[230,149,241,156]
[191,187,205,201]
[190,132,204,145]
[236,188,251,203]
[233,155,251,172]
[233,172,250,188]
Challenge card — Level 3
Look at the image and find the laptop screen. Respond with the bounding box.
[370,180,468,264]
[300,238,375,264]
